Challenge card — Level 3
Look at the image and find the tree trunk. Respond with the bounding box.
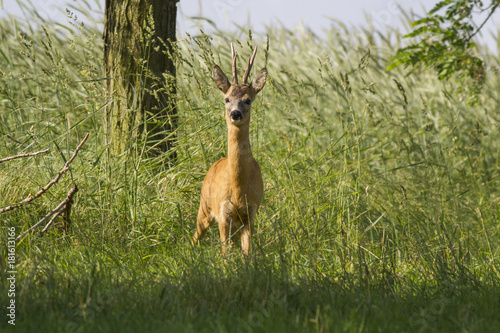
[104,0,178,156]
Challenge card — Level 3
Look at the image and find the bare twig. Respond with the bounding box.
[0,133,89,214]
[40,182,79,236]
[39,208,65,234]
[16,184,78,242]
[62,186,77,232]
[0,148,50,164]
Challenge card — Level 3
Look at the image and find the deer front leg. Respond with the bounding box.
[218,203,233,255]
[241,205,258,255]
[240,224,251,255]
[218,218,231,255]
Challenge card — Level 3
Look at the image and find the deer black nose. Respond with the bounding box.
[230,110,243,121]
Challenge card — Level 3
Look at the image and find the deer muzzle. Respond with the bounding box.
[230,110,243,122]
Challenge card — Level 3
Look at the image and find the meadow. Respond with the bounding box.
[1,5,499,332]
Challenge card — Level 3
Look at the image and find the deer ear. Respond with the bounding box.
[250,68,267,94]
[213,65,231,94]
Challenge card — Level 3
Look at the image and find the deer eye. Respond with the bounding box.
[225,98,230,104]
[245,99,251,105]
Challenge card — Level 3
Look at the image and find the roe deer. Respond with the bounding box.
[192,43,267,255]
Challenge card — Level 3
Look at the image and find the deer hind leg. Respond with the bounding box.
[192,204,214,246]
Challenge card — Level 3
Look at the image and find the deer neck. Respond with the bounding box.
[227,123,253,192]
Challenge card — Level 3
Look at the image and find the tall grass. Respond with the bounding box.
[1,3,499,332]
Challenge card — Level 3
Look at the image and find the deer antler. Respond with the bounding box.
[242,46,258,85]
[231,43,238,85]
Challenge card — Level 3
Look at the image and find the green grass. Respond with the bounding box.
[1,4,500,332]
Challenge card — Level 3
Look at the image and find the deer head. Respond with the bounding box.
[213,44,267,127]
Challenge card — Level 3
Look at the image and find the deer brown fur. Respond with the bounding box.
[192,44,267,255]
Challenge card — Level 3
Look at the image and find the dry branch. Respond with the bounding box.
[0,133,89,214]
[0,148,50,164]
[16,184,78,242]
[40,208,65,234]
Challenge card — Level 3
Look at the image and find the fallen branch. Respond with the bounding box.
[0,148,50,164]
[40,179,78,236]
[16,184,78,242]
[39,208,65,235]
[0,133,89,214]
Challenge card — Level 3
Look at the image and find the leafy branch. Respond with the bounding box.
[388,0,500,105]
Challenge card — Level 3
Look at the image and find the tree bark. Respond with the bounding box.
[104,0,178,156]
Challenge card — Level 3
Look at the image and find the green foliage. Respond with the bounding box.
[388,0,500,105]
[1,4,500,332]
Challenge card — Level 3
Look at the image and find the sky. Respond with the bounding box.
[1,0,498,51]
